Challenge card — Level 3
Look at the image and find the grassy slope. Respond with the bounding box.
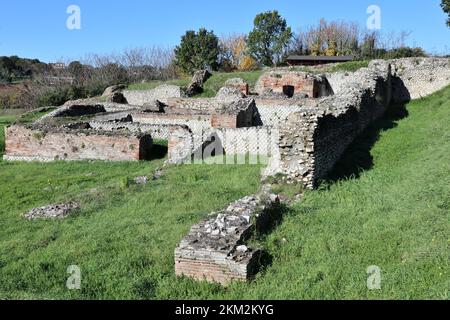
[0,85,449,299]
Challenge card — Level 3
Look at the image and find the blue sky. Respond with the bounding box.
[0,0,449,62]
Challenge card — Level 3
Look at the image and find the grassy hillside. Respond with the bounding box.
[127,70,263,97]
[0,85,449,299]
[126,62,370,97]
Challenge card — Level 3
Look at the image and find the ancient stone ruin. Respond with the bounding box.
[3,57,450,284]
[175,190,279,285]
[24,202,79,220]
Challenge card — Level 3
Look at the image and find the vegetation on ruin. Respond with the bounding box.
[0,85,449,299]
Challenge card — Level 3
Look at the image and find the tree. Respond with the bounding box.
[174,28,219,74]
[442,0,450,27]
[219,34,247,71]
[247,11,292,66]
[68,61,84,83]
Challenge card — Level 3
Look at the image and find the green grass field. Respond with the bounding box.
[0,85,448,299]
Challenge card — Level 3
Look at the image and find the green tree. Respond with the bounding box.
[174,28,219,74]
[247,11,292,66]
[68,61,84,84]
[68,61,84,78]
[442,0,450,27]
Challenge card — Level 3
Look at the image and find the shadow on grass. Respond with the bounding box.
[323,103,409,184]
[248,203,292,277]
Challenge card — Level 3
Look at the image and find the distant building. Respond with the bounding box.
[49,62,66,70]
[286,55,354,66]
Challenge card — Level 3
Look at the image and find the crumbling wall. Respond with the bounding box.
[389,57,450,102]
[175,191,279,285]
[266,60,392,188]
[255,71,333,98]
[89,121,176,140]
[253,98,321,126]
[132,113,212,132]
[166,127,278,165]
[123,84,187,105]
[4,125,152,162]
[326,58,450,103]
[224,78,249,95]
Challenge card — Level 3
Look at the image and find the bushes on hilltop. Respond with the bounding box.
[288,19,429,60]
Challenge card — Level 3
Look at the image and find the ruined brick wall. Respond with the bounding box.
[211,114,238,128]
[89,121,177,140]
[211,108,253,129]
[389,57,450,102]
[265,60,392,188]
[166,127,278,165]
[326,58,450,102]
[224,78,249,95]
[132,112,212,133]
[254,98,321,127]
[175,192,279,285]
[255,71,332,98]
[123,84,187,105]
[4,125,152,162]
[167,126,194,164]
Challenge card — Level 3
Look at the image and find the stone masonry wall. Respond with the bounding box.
[255,71,332,98]
[326,58,450,103]
[175,191,279,285]
[389,57,450,102]
[123,84,187,105]
[166,126,278,165]
[4,125,152,162]
[265,60,392,188]
[89,120,178,140]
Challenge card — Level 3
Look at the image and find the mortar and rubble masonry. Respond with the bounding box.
[3,125,153,162]
[175,188,280,285]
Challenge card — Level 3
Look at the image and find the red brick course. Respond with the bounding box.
[4,125,152,161]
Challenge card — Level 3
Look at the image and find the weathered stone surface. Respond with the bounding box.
[389,57,450,102]
[42,104,106,119]
[216,86,246,103]
[224,78,249,95]
[264,59,393,188]
[102,84,126,97]
[25,202,79,220]
[123,84,187,105]
[175,190,280,285]
[133,176,149,185]
[192,70,212,86]
[186,70,212,96]
[255,70,333,98]
[3,125,153,162]
[108,92,128,104]
[142,100,166,113]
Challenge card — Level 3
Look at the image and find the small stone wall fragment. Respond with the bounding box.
[25,202,79,220]
[175,192,279,285]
